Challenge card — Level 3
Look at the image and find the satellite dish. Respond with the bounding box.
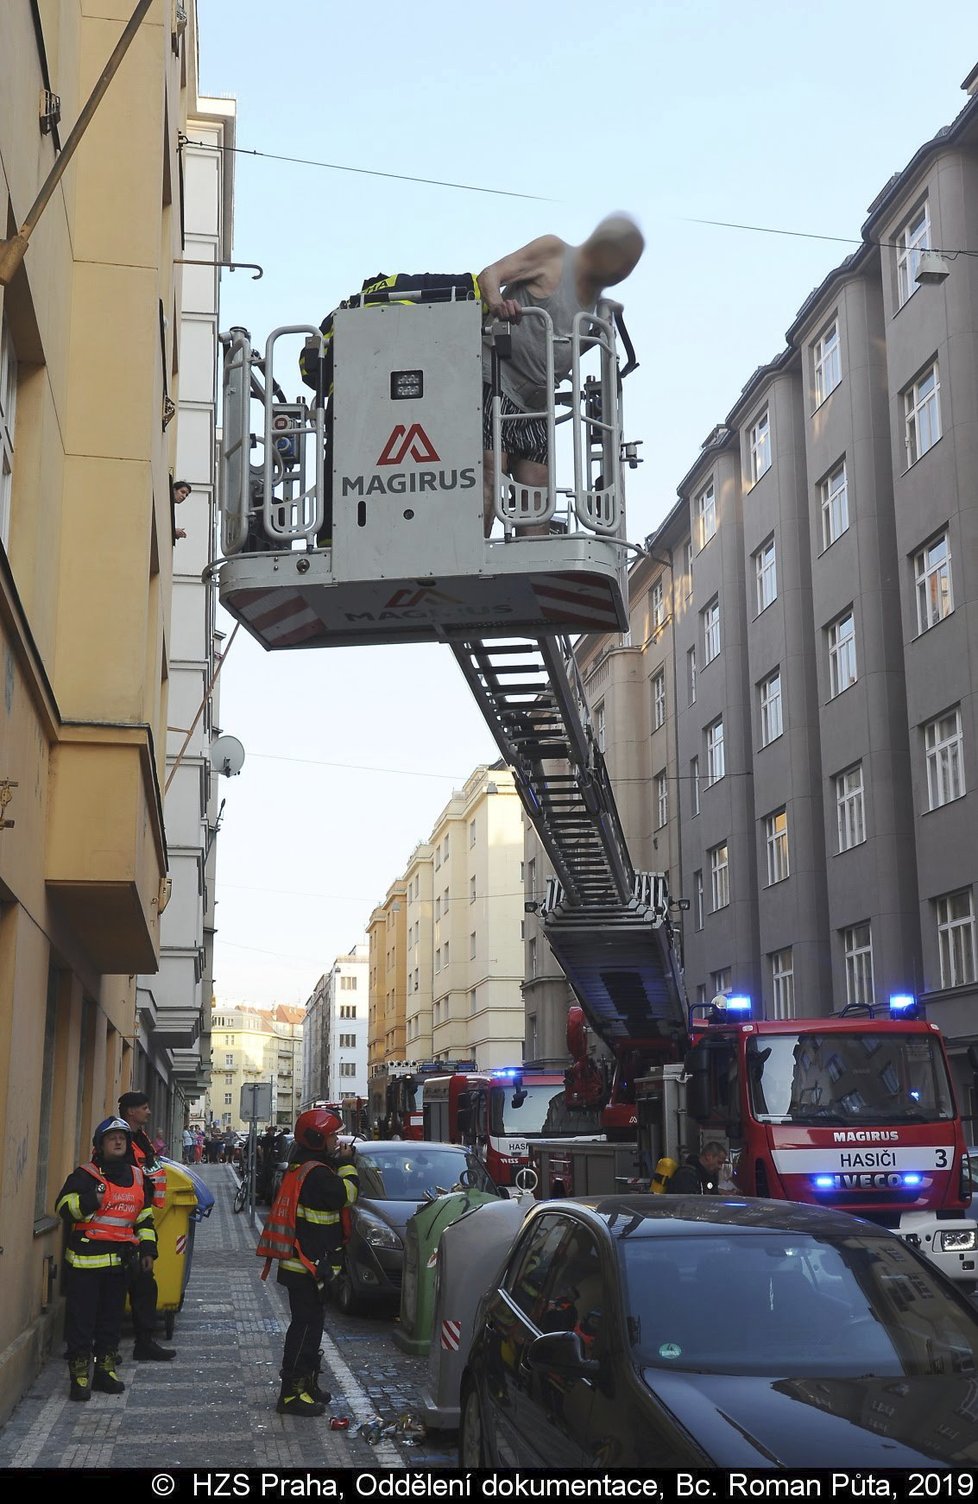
[210,735,245,777]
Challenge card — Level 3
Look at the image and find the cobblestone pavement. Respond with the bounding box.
[0,1165,455,1470]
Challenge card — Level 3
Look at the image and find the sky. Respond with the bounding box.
[196,1,978,1009]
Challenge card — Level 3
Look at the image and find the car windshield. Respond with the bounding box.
[489,1083,563,1138]
[746,1031,956,1124]
[353,1145,493,1200]
[621,1231,978,1377]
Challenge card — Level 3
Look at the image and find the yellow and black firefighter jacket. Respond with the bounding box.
[56,1158,158,1271]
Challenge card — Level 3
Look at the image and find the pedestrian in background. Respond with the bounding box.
[56,1117,158,1401]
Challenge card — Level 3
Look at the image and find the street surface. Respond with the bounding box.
[0,1165,453,1470]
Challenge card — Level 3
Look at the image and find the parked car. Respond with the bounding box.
[335,1140,498,1316]
[459,1193,978,1468]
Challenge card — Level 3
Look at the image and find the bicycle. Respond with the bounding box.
[232,1178,247,1214]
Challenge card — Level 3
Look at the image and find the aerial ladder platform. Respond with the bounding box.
[211,289,689,1064]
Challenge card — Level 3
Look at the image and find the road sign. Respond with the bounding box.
[240,1082,273,1122]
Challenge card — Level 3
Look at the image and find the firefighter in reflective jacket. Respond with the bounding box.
[256,1108,358,1418]
[117,1090,174,1360]
[55,1117,158,1401]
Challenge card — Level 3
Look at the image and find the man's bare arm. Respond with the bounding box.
[479,234,565,320]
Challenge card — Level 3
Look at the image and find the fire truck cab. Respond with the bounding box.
[422,1065,569,1187]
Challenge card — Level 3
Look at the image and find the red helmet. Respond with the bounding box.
[294,1108,342,1151]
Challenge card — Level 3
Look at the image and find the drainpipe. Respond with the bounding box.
[0,0,154,288]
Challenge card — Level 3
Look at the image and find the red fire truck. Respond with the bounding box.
[421,1062,582,1186]
[369,1060,475,1141]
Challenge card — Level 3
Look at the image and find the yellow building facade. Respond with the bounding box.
[0,1,198,1419]
[206,1003,304,1132]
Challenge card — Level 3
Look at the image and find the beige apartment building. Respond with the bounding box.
[526,67,978,1120]
[370,762,526,1071]
[0,2,219,1419]
[208,1002,304,1130]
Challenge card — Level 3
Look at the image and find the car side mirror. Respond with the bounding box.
[527,1330,600,1376]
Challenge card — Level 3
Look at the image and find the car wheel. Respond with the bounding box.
[335,1270,361,1317]
[459,1381,486,1467]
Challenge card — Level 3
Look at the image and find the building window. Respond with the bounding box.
[684,539,693,596]
[652,671,665,731]
[764,809,789,885]
[443,940,450,967]
[340,1004,355,1019]
[754,536,777,615]
[914,532,953,633]
[655,772,668,830]
[748,409,771,486]
[650,578,665,634]
[702,597,720,665]
[770,949,795,1019]
[819,460,849,549]
[827,611,856,697]
[835,764,865,851]
[225,1053,234,1067]
[706,718,725,785]
[340,1062,356,1078]
[843,923,874,1007]
[709,843,729,911]
[340,974,357,990]
[936,890,977,989]
[694,870,704,930]
[225,1073,233,1086]
[469,874,476,903]
[696,481,716,549]
[469,988,478,1014]
[711,968,731,997]
[469,931,477,960]
[813,319,841,407]
[904,361,941,467]
[759,669,782,747]
[690,756,700,816]
[924,707,965,810]
[528,936,537,978]
[469,818,477,847]
[896,199,930,308]
[0,318,16,549]
[224,1093,233,1106]
[686,647,696,707]
[595,700,606,753]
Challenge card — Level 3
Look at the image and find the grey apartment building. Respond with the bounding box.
[525,69,978,1118]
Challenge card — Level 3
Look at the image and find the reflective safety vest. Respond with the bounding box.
[256,1160,354,1282]
[74,1162,146,1241]
[132,1136,166,1209]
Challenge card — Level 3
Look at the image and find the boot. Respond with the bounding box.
[133,1336,175,1361]
[276,1373,326,1418]
[68,1356,91,1402]
[92,1353,125,1395]
[310,1350,332,1406]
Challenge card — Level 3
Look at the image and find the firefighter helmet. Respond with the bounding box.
[93,1116,133,1151]
[294,1108,342,1151]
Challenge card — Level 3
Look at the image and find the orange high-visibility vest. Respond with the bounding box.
[76,1163,146,1243]
[256,1160,352,1280]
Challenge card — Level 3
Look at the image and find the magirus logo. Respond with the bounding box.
[377,424,440,465]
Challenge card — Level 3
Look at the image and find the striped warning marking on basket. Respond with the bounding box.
[228,588,322,647]
[176,1234,187,1255]
[531,575,621,630]
[439,1319,462,1351]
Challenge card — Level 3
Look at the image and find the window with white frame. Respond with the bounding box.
[694,870,704,930]
[813,320,841,407]
[469,931,477,960]
[687,646,696,706]
[469,874,476,903]
[936,890,977,989]
[690,756,700,816]
[819,459,849,549]
[754,536,777,614]
[470,988,478,1014]
[469,818,477,847]
[684,539,693,595]
[914,532,953,633]
[764,809,789,885]
[224,1053,234,1066]
[697,481,717,549]
[896,199,930,307]
[655,771,668,830]
[904,361,941,466]
[652,671,665,731]
[759,669,782,747]
[709,843,729,911]
[706,718,725,785]
[827,611,857,696]
[770,949,795,1019]
[843,922,875,1007]
[924,707,965,809]
[340,1062,356,1078]
[595,700,606,753]
[748,409,771,486]
[711,968,731,996]
[650,578,665,634]
[340,974,357,990]
[528,936,537,978]
[835,764,865,851]
[224,1093,233,1106]
[0,318,16,549]
[702,597,720,664]
[443,940,449,966]
[434,894,441,920]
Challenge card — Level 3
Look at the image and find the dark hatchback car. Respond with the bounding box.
[459,1194,978,1468]
[334,1140,497,1315]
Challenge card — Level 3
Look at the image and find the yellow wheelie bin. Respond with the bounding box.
[127,1158,214,1338]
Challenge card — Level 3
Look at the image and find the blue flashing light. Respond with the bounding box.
[724,995,753,1015]
[813,1176,835,1190]
[492,1069,519,1079]
[909,1090,921,1102]
[889,993,916,1014]
[902,1173,923,1187]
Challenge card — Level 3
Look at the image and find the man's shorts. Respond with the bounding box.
[482,384,549,466]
